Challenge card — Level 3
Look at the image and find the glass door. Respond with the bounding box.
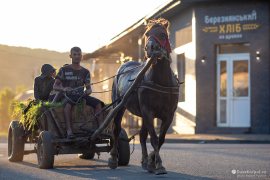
[217,53,250,127]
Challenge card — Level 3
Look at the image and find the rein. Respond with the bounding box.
[63,92,84,104]
[60,64,144,94]
[90,64,144,86]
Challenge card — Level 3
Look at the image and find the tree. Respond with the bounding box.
[0,88,15,132]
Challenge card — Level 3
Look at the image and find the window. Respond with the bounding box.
[217,43,250,54]
[177,53,185,102]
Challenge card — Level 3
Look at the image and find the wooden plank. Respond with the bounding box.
[48,104,103,135]
[44,110,63,138]
[49,109,66,137]
[52,105,96,123]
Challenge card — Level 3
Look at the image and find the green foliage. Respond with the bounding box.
[11,100,63,132]
[10,100,27,120]
[23,101,42,132]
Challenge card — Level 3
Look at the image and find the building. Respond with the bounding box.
[84,0,270,134]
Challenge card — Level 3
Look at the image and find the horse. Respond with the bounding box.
[109,18,179,175]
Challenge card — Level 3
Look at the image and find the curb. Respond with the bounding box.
[164,139,270,144]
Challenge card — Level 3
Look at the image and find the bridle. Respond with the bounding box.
[140,28,180,94]
[144,29,172,64]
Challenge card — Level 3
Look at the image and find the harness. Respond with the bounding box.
[139,81,179,95]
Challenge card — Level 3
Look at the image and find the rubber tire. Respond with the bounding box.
[8,121,25,162]
[78,152,95,159]
[118,128,130,166]
[37,131,55,169]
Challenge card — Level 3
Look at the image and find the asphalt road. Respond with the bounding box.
[0,143,269,180]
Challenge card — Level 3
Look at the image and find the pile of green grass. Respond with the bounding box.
[11,100,63,132]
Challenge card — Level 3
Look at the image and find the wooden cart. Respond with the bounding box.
[7,101,130,169]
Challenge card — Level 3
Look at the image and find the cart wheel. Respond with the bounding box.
[118,128,130,166]
[8,121,25,162]
[37,131,55,169]
[78,152,95,159]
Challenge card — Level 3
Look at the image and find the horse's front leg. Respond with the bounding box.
[140,124,148,170]
[140,111,159,173]
[109,108,125,169]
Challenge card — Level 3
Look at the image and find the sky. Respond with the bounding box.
[0,0,169,53]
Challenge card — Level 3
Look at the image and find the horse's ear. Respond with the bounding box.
[164,21,169,29]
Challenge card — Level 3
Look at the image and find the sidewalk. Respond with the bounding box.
[162,134,270,144]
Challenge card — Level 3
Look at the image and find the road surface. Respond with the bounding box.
[0,143,269,179]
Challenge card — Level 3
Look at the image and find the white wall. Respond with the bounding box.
[171,10,197,134]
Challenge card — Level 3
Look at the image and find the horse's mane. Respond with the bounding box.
[144,18,170,36]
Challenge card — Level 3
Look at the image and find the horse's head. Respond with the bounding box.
[144,18,171,61]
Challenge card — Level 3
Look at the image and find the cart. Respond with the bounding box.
[7,100,130,169]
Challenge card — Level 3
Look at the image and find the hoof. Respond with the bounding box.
[155,167,167,175]
[141,158,148,170]
[108,157,118,169]
[147,163,155,173]
[147,153,155,173]
[141,161,148,170]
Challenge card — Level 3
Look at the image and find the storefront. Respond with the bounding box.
[194,1,269,133]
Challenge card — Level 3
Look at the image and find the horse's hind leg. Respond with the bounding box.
[147,125,164,174]
[140,124,148,170]
[108,107,125,169]
[154,115,174,175]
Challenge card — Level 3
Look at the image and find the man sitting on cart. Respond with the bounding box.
[53,46,103,139]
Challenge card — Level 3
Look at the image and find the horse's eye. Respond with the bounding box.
[160,33,167,40]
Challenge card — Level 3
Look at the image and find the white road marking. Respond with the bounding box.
[74,171,93,176]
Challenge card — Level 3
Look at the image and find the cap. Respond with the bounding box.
[40,64,56,78]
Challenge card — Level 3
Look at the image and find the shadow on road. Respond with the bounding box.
[15,159,214,179]
[51,164,214,179]
[20,161,38,168]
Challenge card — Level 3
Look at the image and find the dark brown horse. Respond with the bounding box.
[109,18,179,175]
